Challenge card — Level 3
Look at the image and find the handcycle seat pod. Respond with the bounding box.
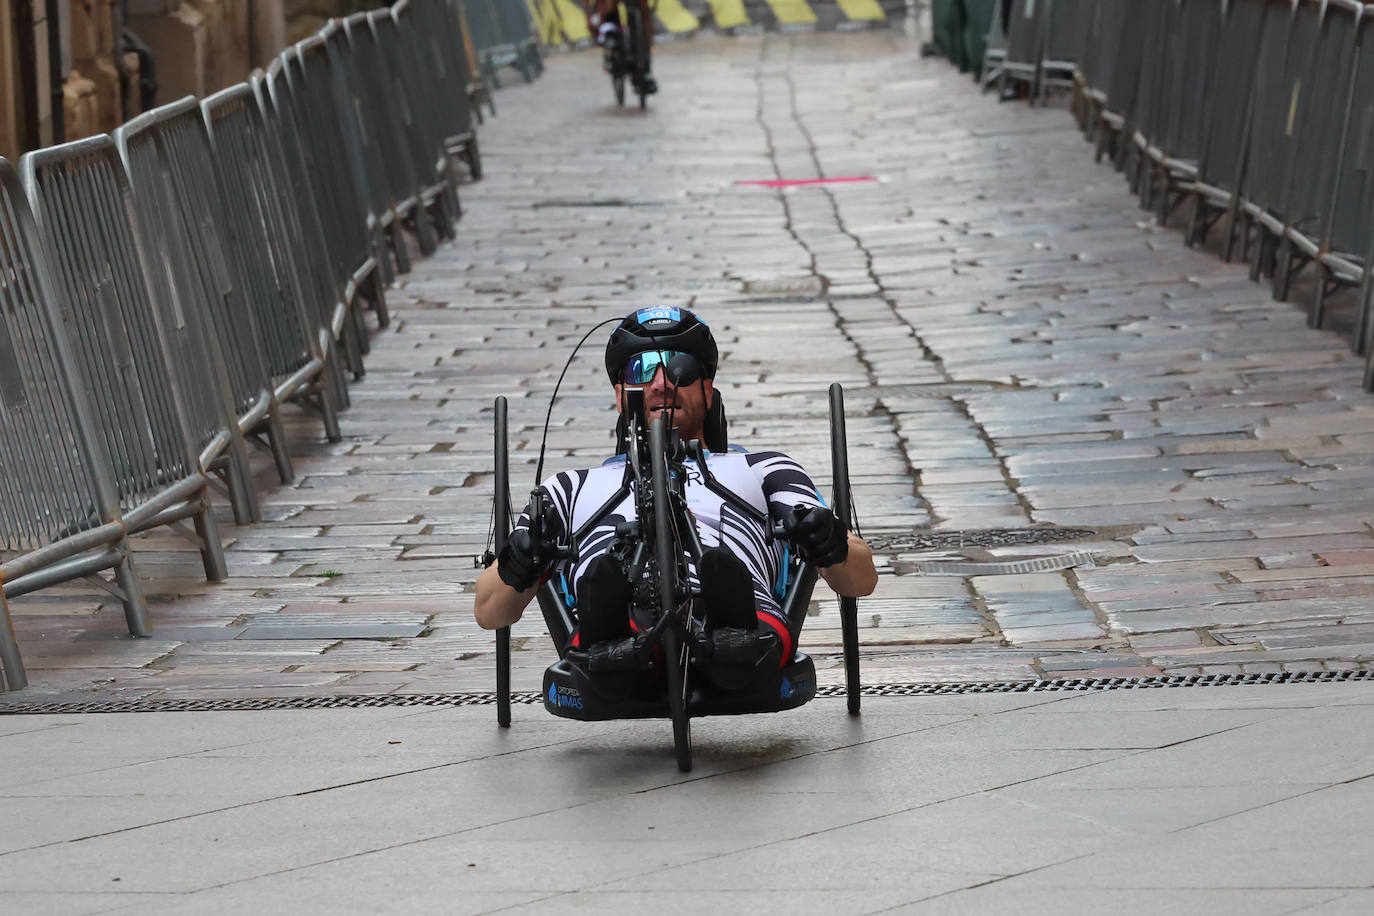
[542,650,818,721]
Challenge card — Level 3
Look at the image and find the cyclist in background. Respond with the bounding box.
[585,0,658,95]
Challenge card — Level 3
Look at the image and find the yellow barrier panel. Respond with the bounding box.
[706,0,751,28]
[654,0,701,32]
[553,0,592,41]
[528,0,564,44]
[835,0,885,20]
[766,0,817,24]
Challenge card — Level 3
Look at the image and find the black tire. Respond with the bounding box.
[650,416,691,771]
[828,384,861,716]
[629,6,650,109]
[614,74,625,106]
[494,396,512,728]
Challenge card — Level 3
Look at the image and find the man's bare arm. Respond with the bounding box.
[474,563,541,629]
[818,533,878,598]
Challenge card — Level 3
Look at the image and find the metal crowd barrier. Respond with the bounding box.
[1324,12,1374,363]
[103,129,261,530]
[19,138,229,584]
[462,0,543,88]
[415,0,483,178]
[952,0,1374,394]
[0,159,152,690]
[117,100,300,485]
[1272,1,1362,315]
[200,89,343,447]
[380,2,466,220]
[283,36,391,330]
[332,18,421,278]
[252,71,361,399]
[1,2,484,690]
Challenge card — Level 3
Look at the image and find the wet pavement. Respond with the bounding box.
[6,30,1374,702]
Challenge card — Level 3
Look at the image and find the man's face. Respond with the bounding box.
[614,354,714,442]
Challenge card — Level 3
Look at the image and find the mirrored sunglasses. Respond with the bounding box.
[622,350,688,386]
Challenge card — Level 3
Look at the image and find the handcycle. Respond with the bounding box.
[488,380,863,773]
[602,0,653,108]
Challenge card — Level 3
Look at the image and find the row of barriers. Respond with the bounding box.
[0,0,512,691]
[972,0,1374,391]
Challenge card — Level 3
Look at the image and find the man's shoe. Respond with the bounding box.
[642,74,659,95]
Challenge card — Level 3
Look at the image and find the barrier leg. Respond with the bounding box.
[362,262,390,329]
[1312,270,1330,332]
[389,220,412,275]
[114,547,152,637]
[226,426,261,525]
[265,401,296,485]
[352,298,372,356]
[414,203,439,256]
[1184,193,1202,248]
[317,366,343,443]
[194,492,229,582]
[0,589,28,690]
[343,306,366,378]
[1273,237,1294,302]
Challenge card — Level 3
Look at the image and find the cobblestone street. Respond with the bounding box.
[8,30,1374,701]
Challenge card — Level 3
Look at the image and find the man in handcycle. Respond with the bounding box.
[474,307,877,694]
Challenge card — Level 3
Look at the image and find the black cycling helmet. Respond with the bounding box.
[604,306,718,384]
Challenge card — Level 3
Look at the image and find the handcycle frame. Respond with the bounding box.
[492,383,862,771]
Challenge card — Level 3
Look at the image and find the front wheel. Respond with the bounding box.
[613,73,625,106]
[650,416,691,771]
[663,628,692,772]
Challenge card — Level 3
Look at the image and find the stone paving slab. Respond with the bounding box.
[1,685,1373,911]
[6,31,1374,700]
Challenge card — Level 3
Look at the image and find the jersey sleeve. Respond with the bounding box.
[510,469,583,545]
[746,451,827,520]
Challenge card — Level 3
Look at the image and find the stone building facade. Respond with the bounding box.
[0,0,357,161]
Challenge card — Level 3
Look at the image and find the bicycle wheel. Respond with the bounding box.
[829,383,861,716]
[494,397,513,727]
[628,6,650,109]
[614,73,625,106]
[650,416,691,772]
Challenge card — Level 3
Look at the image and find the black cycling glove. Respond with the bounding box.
[497,505,561,592]
[496,529,552,592]
[786,505,849,568]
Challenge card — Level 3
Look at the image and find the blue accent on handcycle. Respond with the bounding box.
[635,306,681,324]
[548,683,557,705]
[559,569,577,609]
[780,676,794,699]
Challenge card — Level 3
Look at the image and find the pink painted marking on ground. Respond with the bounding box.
[734,176,878,188]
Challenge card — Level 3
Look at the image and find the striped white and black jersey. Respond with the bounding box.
[512,450,827,620]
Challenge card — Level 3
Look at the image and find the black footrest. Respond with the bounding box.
[569,634,653,673]
[709,627,776,666]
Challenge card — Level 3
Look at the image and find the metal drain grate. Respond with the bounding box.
[866,527,1097,552]
[0,670,1368,715]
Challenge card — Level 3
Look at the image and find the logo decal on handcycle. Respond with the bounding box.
[548,683,584,710]
[635,306,681,326]
[780,676,794,699]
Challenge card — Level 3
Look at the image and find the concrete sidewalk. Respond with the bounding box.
[2,682,1372,913]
